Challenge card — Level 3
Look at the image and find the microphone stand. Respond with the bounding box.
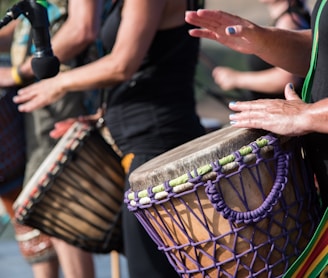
[0,2,23,29]
[0,0,60,79]
[0,1,51,54]
[0,1,48,30]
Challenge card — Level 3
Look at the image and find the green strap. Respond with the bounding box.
[285,2,328,276]
[36,0,48,8]
[301,0,327,103]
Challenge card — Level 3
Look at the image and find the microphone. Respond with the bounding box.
[24,0,60,79]
[0,0,60,79]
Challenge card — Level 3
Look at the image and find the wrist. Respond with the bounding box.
[11,66,24,86]
[11,66,34,86]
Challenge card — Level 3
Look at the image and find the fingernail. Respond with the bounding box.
[230,120,237,125]
[229,113,235,120]
[289,83,294,90]
[227,27,236,34]
[229,101,236,107]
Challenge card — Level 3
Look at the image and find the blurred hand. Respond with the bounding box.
[13,75,66,112]
[212,66,240,91]
[50,109,103,139]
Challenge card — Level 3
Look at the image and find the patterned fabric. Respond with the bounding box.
[1,0,68,193]
[283,207,328,278]
[0,88,26,195]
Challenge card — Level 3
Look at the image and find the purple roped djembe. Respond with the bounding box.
[125,126,321,277]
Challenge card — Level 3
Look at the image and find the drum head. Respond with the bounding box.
[129,126,266,191]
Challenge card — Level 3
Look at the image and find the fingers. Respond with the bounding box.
[228,99,274,128]
[13,88,47,112]
[50,119,76,139]
[13,88,35,104]
[188,29,218,41]
[228,99,264,112]
[228,107,267,129]
[186,9,233,40]
[185,10,222,28]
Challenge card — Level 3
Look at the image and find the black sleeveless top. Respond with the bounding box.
[310,0,328,103]
[101,0,206,155]
[303,0,328,208]
[246,4,311,100]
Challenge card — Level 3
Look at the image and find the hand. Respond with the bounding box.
[185,9,262,55]
[228,83,311,136]
[50,109,104,139]
[50,118,77,139]
[13,75,66,112]
[212,66,240,91]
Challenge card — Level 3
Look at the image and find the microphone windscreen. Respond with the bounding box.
[31,56,60,80]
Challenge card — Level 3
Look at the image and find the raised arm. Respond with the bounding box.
[185,9,312,77]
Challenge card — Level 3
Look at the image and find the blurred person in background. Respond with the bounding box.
[14,0,206,277]
[0,0,103,277]
[212,0,311,100]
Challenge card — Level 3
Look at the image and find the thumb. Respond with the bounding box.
[284,83,301,101]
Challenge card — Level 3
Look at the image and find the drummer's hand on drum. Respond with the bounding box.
[13,75,66,112]
[228,83,312,136]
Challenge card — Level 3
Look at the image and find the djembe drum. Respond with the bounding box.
[125,126,321,277]
[14,121,125,253]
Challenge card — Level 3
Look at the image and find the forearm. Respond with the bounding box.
[234,68,300,94]
[50,0,102,62]
[58,55,131,93]
[305,98,328,134]
[255,28,312,77]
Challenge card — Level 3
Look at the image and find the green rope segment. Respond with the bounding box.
[128,137,270,201]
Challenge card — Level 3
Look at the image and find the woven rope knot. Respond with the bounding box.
[233,150,243,162]
[187,168,203,184]
[163,180,172,193]
[250,142,260,153]
[147,187,155,198]
[212,161,221,173]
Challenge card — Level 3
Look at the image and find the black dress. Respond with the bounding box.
[100,1,206,277]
